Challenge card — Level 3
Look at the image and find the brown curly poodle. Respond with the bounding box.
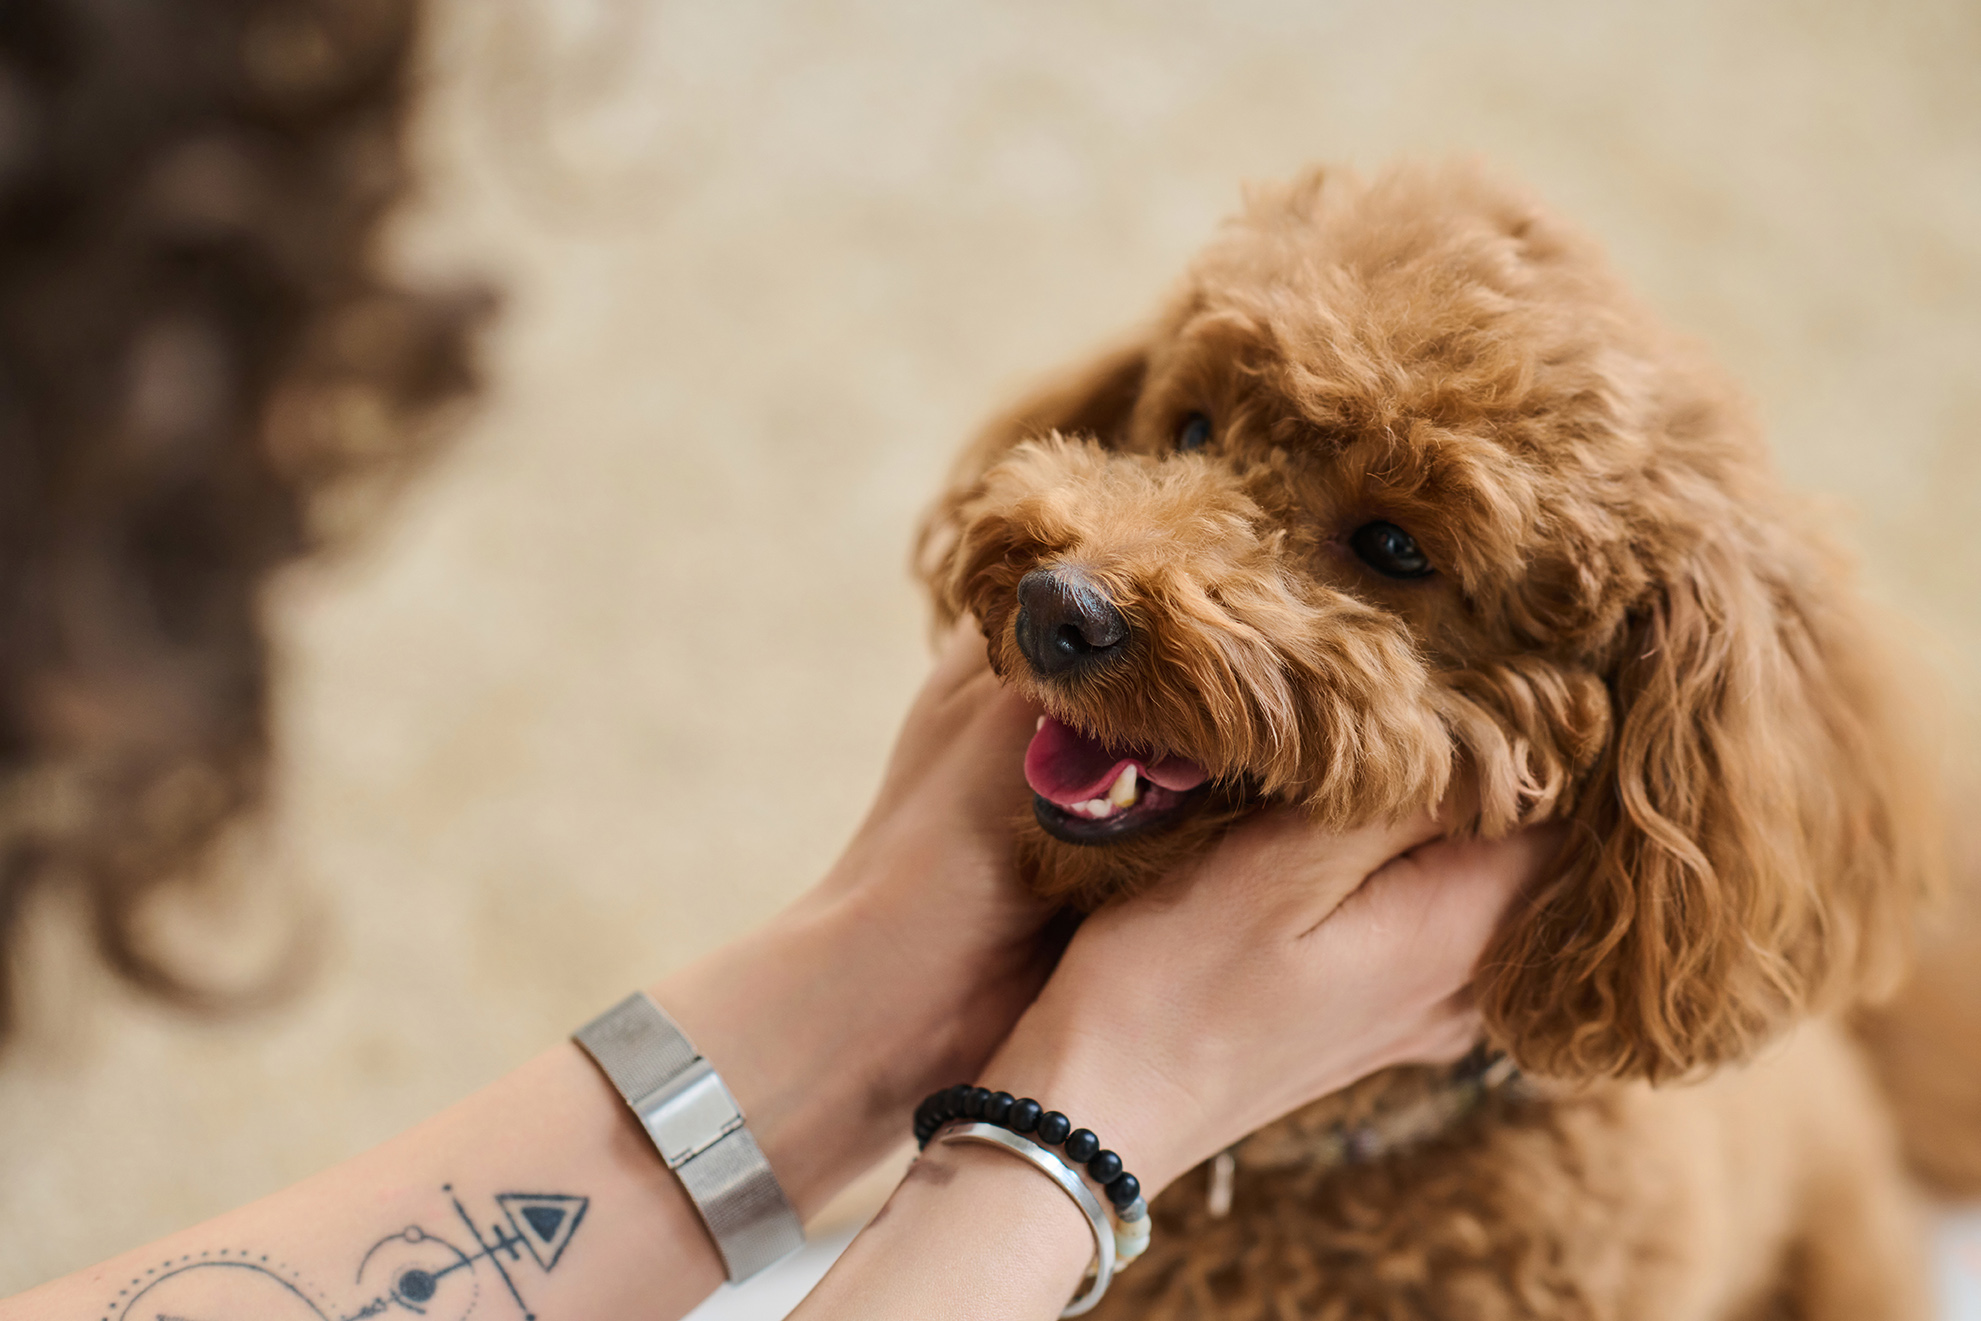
[918,162,1977,1320]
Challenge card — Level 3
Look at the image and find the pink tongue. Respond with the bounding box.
[1023,715,1209,807]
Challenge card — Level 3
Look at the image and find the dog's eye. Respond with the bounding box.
[1350,521,1434,579]
[1176,412,1213,452]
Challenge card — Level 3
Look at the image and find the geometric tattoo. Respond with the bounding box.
[99,1185,588,1321]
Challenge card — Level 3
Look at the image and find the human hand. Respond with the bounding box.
[652,618,1058,1212]
[977,809,1557,1194]
[803,614,1061,1035]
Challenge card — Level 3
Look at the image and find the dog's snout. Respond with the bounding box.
[1015,568,1130,678]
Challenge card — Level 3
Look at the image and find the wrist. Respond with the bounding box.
[649,890,1033,1217]
[646,907,893,1218]
[975,1000,1210,1198]
[794,1139,1093,1320]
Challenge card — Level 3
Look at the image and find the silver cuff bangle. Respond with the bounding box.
[573,992,805,1283]
[936,1120,1119,1317]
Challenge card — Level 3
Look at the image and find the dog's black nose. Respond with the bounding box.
[1015,567,1130,677]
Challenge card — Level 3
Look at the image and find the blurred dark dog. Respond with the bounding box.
[920,162,1975,1320]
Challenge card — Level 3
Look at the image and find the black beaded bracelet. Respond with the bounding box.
[914,1084,1144,1212]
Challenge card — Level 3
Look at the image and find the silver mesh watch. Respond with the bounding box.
[574,992,805,1281]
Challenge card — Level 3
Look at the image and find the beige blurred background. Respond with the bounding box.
[3,0,1979,1299]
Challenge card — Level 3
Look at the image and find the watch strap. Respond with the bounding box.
[574,992,804,1281]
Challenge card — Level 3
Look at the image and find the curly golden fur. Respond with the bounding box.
[919,163,1959,1319]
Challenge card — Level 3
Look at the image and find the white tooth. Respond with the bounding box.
[1074,798,1112,819]
[1037,716,1047,731]
[1108,764,1140,809]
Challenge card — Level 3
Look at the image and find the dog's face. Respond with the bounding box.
[922,165,1938,1083]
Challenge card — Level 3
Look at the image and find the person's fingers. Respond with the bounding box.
[945,679,1044,813]
[923,614,993,697]
[872,620,1032,810]
[1193,804,1447,925]
[1307,826,1564,1012]
[1342,826,1560,950]
[890,619,989,752]
[1400,1004,1490,1067]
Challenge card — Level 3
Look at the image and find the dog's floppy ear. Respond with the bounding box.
[1480,524,1940,1082]
[914,341,1147,625]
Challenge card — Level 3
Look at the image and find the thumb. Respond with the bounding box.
[1312,826,1563,976]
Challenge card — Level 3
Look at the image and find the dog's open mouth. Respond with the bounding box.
[1024,714,1211,845]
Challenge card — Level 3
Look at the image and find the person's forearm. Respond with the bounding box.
[792,1143,1093,1321]
[4,891,1026,1321]
[3,1042,722,1321]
